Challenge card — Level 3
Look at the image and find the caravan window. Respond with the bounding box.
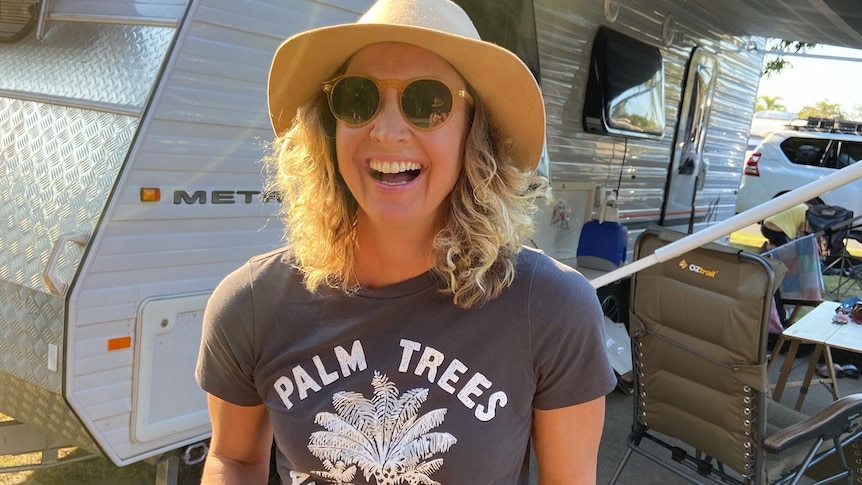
[582,26,665,139]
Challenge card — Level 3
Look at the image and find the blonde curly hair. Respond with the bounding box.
[264,91,549,309]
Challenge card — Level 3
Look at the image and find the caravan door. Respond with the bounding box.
[660,48,718,232]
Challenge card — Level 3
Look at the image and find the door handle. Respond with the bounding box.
[42,230,90,295]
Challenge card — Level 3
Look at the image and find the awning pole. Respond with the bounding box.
[589,161,862,288]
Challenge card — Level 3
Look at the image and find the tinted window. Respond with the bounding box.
[779,137,829,166]
[835,141,862,168]
[582,26,665,139]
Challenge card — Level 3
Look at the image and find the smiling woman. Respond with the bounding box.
[195,0,616,483]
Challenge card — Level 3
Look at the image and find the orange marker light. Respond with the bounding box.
[107,336,132,351]
[140,188,161,202]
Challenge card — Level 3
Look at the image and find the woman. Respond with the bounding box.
[195,0,616,483]
[760,191,820,249]
[761,203,809,248]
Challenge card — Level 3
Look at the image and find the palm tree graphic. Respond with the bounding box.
[308,372,457,485]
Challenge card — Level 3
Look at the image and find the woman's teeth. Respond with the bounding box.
[370,160,421,174]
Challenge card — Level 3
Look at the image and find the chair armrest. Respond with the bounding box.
[764,394,862,452]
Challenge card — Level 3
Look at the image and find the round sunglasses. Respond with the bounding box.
[322,74,474,130]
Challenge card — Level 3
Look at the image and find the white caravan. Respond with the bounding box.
[2,0,861,482]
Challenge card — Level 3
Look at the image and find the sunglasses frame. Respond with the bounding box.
[322,74,474,131]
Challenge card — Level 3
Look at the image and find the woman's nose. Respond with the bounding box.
[369,90,410,142]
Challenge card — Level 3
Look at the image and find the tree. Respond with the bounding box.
[798,99,846,120]
[755,95,786,112]
[762,39,817,77]
[308,372,457,485]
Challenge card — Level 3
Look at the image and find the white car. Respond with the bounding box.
[736,127,862,219]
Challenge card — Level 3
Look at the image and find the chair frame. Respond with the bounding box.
[823,227,862,298]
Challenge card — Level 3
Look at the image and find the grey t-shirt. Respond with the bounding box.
[196,246,616,484]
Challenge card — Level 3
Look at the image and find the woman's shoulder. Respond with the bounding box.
[515,246,592,294]
[247,246,296,274]
[217,246,299,292]
[516,246,583,275]
[208,246,305,321]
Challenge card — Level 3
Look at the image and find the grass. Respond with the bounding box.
[0,449,166,485]
[729,230,862,258]
[0,415,204,485]
[0,451,205,485]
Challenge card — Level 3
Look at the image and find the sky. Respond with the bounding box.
[756,44,862,116]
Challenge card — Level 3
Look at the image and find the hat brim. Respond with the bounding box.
[268,23,545,171]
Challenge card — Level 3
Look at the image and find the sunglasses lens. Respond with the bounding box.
[330,77,379,125]
[402,79,453,129]
[327,77,457,129]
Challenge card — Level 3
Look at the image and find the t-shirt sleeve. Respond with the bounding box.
[529,255,617,410]
[195,262,262,406]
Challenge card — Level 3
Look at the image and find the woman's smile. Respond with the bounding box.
[368,159,423,185]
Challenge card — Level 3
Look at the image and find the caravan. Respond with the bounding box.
[2,0,860,482]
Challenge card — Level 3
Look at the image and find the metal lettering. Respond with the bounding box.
[172,190,262,204]
[174,190,206,204]
[211,191,235,204]
[236,190,260,203]
[262,190,283,203]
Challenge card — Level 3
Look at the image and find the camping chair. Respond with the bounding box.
[807,205,862,298]
[609,227,862,485]
[823,225,862,299]
[807,204,853,270]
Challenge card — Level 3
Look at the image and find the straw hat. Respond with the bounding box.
[268,0,545,171]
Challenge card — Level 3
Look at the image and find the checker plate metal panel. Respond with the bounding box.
[0,98,138,293]
[0,5,173,454]
[0,99,138,402]
[0,22,173,107]
[0,280,64,392]
[0,281,98,452]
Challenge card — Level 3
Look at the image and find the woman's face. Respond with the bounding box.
[335,42,471,232]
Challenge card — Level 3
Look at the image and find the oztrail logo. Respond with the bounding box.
[678,259,717,278]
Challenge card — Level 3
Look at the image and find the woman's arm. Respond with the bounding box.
[532,396,606,485]
[201,394,274,485]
